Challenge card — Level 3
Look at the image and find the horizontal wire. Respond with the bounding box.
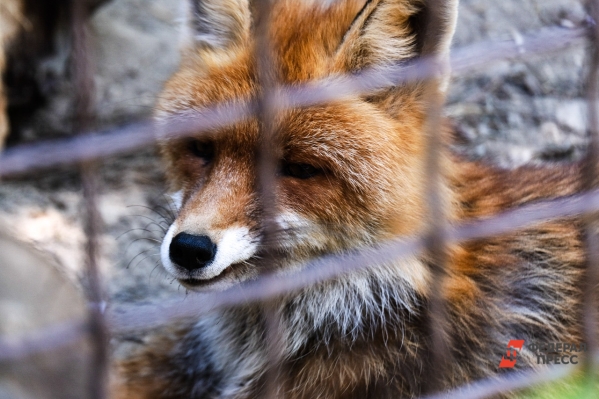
[107,187,599,333]
[0,319,88,362]
[420,359,578,399]
[0,25,587,177]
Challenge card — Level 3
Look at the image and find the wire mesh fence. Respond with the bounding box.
[0,0,598,398]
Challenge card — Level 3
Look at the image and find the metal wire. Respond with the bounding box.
[417,0,453,391]
[582,0,599,378]
[72,2,108,398]
[253,0,285,397]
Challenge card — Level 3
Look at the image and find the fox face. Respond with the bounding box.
[157,0,458,291]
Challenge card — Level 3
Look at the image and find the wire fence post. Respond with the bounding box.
[253,0,285,398]
[72,2,108,399]
[419,0,453,393]
[582,0,599,381]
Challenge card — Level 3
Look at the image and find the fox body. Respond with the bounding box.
[114,0,586,397]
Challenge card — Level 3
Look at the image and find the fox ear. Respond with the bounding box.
[183,0,251,51]
[334,0,458,72]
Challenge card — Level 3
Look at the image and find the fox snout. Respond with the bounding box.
[160,221,258,288]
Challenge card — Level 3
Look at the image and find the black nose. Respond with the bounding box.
[169,233,217,272]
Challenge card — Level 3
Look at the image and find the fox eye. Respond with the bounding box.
[283,162,321,179]
[189,140,214,163]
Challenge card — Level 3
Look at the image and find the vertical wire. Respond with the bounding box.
[582,0,599,380]
[421,67,451,395]
[253,0,285,398]
[72,2,108,399]
[418,0,452,393]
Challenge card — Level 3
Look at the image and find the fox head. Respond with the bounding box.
[157,0,458,291]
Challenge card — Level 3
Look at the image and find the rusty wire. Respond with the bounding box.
[72,2,109,399]
[253,0,285,397]
[1,1,598,398]
[418,0,453,391]
[582,0,599,377]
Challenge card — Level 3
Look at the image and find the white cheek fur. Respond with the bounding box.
[169,191,183,211]
[161,224,257,281]
[200,227,256,280]
[275,211,327,252]
[160,223,179,277]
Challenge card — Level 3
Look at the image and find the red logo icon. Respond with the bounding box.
[499,340,525,368]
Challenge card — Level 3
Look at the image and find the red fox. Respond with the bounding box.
[113,0,587,397]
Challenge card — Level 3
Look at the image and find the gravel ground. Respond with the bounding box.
[450,0,589,167]
[0,0,591,352]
